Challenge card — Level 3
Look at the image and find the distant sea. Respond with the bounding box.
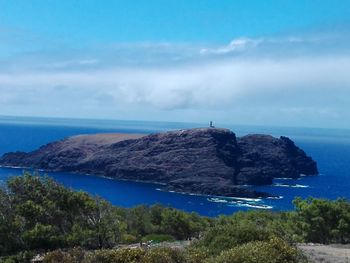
[0,116,349,217]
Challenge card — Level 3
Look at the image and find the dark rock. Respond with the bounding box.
[236,134,318,185]
[0,128,318,198]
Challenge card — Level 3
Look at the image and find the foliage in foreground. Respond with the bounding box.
[0,173,350,263]
[213,237,307,263]
[293,197,350,244]
[41,238,306,263]
[0,173,209,257]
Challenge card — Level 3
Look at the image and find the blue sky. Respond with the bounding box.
[0,0,350,128]
[1,0,350,44]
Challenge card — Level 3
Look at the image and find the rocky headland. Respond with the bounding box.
[0,128,318,198]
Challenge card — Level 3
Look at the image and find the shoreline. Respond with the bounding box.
[0,165,274,200]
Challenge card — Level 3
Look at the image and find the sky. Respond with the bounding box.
[0,0,350,128]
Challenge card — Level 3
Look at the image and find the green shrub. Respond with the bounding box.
[142,247,185,263]
[0,173,210,256]
[184,246,211,263]
[196,216,272,255]
[293,197,350,243]
[86,248,145,263]
[0,250,34,263]
[44,247,85,263]
[214,237,307,263]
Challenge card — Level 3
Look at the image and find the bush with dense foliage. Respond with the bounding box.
[212,237,307,263]
[0,173,126,254]
[41,242,304,263]
[0,173,209,259]
[193,210,297,256]
[293,197,350,244]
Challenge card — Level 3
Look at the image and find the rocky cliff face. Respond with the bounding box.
[0,128,318,197]
[236,135,318,185]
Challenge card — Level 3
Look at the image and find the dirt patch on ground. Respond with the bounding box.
[298,244,350,263]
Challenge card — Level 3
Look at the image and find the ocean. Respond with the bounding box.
[0,116,349,217]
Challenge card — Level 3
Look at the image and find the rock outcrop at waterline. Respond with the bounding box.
[0,128,318,197]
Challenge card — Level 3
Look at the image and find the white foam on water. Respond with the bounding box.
[207,198,229,203]
[267,196,284,200]
[207,197,263,203]
[295,184,309,188]
[273,183,309,188]
[0,165,24,169]
[208,197,273,210]
[230,197,262,202]
[228,202,273,210]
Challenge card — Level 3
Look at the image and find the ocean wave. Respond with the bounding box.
[228,202,273,210]
[207,197,229,203]
[273,183,309,188]
[228,197,262,202]
[266,196,284,199]
[0,165,25,169]
[207,197,263,203]
[207,197,273,209]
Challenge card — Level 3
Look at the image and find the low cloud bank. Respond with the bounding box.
[0,30,349,128]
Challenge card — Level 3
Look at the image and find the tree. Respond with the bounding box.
[293,197,350,243]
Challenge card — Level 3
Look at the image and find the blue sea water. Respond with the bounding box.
[0,116,349,217]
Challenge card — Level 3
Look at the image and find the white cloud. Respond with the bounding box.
[0,30,350,128]
[200,37,261,54]
[1,55,349,108]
